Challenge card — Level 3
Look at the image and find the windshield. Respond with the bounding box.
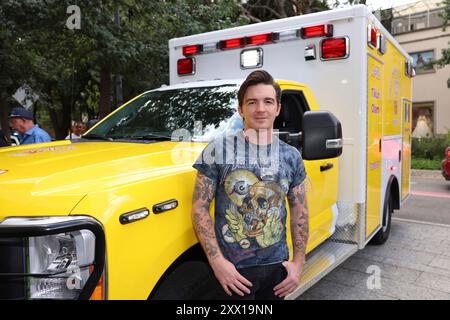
[86,85,242,142]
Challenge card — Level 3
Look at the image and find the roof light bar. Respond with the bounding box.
[182,45,203,56]
[219,37,246,50]
[300,24,333,39]
[247,33,276,46]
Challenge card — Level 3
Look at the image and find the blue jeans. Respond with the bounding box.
[215,262,288,300]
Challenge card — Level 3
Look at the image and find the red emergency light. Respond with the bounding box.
[368,25,378,48]
[219,37,246,50]
[177,58,195,75]
[182,45,202,56]
[300,24,333,39]
[321,37,349,60]
[247,33,275,46]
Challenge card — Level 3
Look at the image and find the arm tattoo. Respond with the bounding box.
[287,181,309,261]
[192,173,220,260]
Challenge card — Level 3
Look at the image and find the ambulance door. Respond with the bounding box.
[366,55,383,239]
[277,86,338,253]
[401,99,412,200]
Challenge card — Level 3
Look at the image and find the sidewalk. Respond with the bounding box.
[411,169,443,179]
[298,219,450,300]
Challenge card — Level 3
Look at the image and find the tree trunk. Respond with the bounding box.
[0,94,11,141]
[99,67,112,119]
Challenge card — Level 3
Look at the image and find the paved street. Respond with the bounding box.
[298,170,450,300]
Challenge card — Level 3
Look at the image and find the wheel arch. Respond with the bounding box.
[147,243,206,299]
[388,175,400,211]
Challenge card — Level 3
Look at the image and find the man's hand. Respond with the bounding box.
[210,256,253,297]
[192,172,252,297]
[273,261,303,297]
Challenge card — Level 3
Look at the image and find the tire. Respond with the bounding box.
[150,261,225,300]
[369,191,393,245]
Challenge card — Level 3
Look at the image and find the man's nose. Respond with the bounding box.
[255,101,267,112]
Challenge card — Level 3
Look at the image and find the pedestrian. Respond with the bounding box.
[65,121,86,140]
[8,107,52,145]
[191,70,309,300]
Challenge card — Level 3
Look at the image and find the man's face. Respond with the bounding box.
[72,124,86,136]
[9,118,27,134]
[238,84,281,131]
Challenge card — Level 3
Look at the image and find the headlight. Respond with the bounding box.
[0,216,106,300]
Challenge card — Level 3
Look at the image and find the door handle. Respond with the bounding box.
[320,163,334,172]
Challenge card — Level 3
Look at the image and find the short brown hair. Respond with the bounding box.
[238,70,281,107]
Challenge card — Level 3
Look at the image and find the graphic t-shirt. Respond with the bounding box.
[193,131,306,269]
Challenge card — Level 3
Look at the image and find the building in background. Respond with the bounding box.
[390,0,450,137]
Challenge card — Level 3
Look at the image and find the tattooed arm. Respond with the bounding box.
[191,172,252,296]
[274,180,309,297]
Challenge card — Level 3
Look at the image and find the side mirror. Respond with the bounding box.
[302,111,342,160]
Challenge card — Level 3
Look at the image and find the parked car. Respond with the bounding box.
[442,146,450,180]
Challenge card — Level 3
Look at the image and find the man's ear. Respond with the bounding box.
[238,105,244,117]
[275,102,281,116]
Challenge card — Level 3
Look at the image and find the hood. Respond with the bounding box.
[0,140,205,219]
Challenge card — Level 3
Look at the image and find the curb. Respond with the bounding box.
[411,169,442,179]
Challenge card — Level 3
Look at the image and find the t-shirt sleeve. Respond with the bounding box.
[289,148,307,189]
[192,142,220,182]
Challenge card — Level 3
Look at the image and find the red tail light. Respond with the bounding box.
[321,37,349,60]
[177,58,194,75]
[247,33,274,46]
[300,24,333,39]
[182,45,202,56]
[446,147,450,159]
[219,37,246,50]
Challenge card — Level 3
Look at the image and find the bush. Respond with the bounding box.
[411,158,442,170]
[412,134,450,160]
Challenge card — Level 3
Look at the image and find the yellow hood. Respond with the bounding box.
[0,140,205,219]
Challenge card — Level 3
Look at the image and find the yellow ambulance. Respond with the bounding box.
[0,5,413,299]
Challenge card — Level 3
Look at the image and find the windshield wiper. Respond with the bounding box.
[82,134,114,141]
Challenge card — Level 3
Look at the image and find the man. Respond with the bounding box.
[9,107,52,145]
[191,70,309,300]
[65,121,86,140]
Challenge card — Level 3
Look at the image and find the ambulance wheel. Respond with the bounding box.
[370,192,392,245]
[150,261,225,300]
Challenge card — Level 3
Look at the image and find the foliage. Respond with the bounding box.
[0,0,248,138]
[241,0,330,22]
[411,157,442,170]
[412,135,450,160]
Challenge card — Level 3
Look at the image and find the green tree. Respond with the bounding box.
[435,0,450,87]
[0,0,248,139]
[241,0,330,22]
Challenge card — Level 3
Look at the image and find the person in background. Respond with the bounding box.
[8,107,52,145]
[65,121,86,140]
